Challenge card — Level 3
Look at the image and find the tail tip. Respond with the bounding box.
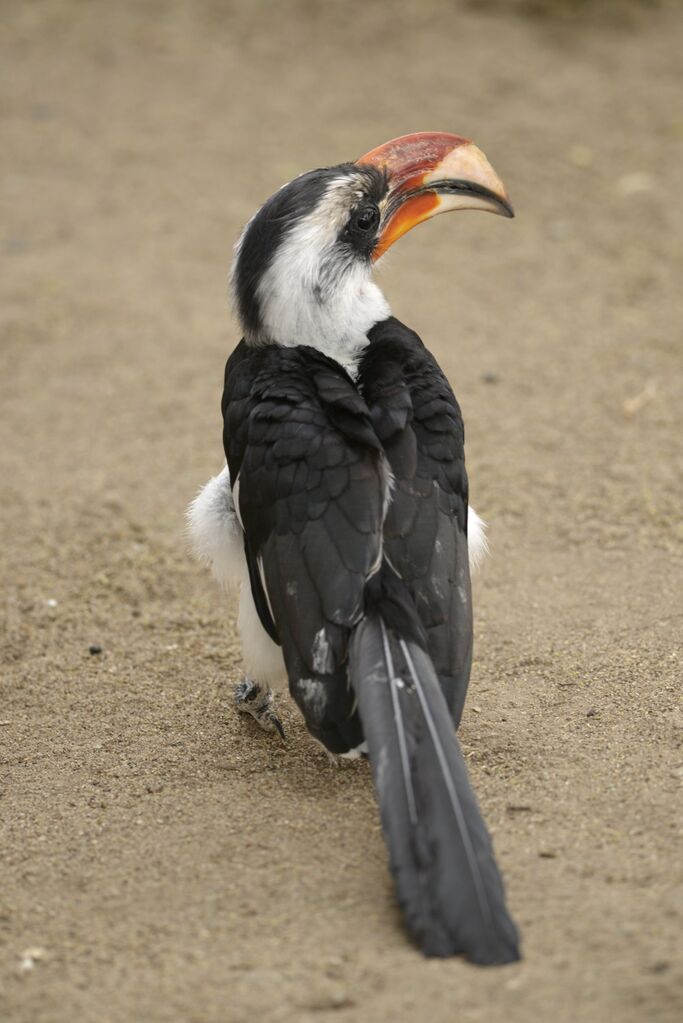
[416,924,522,966]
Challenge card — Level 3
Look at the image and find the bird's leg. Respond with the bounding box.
[234,678,285,739]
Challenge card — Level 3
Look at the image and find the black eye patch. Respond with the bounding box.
[342,202,381,256]
[353,205,380,233]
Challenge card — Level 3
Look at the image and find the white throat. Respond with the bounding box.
[245,177,391,375]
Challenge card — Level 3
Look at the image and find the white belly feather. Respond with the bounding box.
[186,467,287,687]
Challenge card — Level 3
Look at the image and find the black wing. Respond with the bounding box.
[359,317,473,727]
[222,341,385,753]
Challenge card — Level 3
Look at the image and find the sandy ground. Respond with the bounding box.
[1,1,682,1020]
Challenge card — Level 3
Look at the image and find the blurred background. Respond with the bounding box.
[2,2,682,1022]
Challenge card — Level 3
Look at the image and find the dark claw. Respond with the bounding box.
[271,715,286,741]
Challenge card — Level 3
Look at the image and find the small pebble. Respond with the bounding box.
[89,644,103,656]
[45,598,58,608]
[616,171,656,197]
[331,989,353,1009]
[586,708,598,717]
[481,371,499,384]
[19,947,46,971]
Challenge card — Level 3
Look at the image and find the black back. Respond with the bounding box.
[222,316,473,745]
[359,317,473,726]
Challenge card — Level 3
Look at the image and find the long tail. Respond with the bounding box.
[349,573,520,964]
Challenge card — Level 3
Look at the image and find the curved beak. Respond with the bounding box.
[357,132,513,261]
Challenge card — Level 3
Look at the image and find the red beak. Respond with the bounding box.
[357,132,513,261]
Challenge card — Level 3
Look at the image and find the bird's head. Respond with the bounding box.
[231,132,512,369]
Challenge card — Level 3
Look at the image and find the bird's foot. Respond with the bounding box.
[234,678,285,739]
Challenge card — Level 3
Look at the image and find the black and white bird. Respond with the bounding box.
[188,132,520,964]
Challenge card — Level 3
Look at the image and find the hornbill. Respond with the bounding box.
[188,132,520,964]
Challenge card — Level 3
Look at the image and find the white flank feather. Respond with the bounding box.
[467,507,489,575]
[186,466,243,591]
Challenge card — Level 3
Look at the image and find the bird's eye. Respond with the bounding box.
[353,205,380,233]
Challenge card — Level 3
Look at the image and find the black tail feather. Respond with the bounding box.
[350,602,520,964]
